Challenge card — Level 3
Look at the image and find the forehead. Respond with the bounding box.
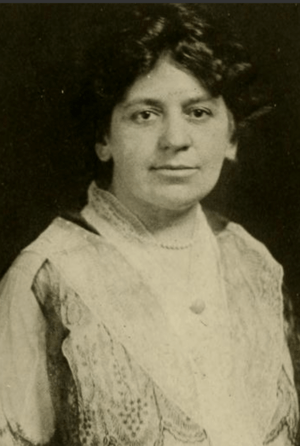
[121,56,212,105]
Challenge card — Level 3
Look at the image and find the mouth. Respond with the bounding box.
[152,165,199,170]
[151,165,199,178]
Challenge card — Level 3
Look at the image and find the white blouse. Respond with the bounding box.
[0,182,298,446]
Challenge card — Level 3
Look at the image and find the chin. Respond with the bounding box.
[162,180,217,206]
[153,191,205,213]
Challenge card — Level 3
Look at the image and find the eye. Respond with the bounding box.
[188,108,212,121]
[131,110,158,124]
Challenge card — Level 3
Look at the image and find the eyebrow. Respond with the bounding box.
[121,95,214,110]
[122,98,163,110]
[182,95,214,107]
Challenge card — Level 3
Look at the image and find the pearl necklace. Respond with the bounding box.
[158,240,197,250]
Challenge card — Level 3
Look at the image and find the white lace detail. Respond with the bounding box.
[85,181,203,249]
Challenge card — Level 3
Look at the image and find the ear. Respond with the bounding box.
[225,112,237,161]
[95,141,112,162]
[225,141,237,161]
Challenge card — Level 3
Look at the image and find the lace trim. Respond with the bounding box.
[263,367,299,445]
[153,387,207,444]
[5,208,294,446]
[86,181,204,249]
[32,259,208,446]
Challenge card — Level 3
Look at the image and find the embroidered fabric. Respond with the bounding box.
[81,183,257,446]
[0,182,298,446]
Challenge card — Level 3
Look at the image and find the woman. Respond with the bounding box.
[0,4,298,446]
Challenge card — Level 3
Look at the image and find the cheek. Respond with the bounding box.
[108,133,132,167]
[111,129,157,168]
[198,132,229,164]
[110,143,144,182]
[208,149,227,172]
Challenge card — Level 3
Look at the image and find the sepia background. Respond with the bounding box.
[1,4,300,312]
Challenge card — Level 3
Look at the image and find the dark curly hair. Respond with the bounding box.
[74,4,268,186]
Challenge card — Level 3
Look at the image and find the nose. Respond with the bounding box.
[159,114,192,152]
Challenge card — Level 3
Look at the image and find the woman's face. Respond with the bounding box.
[97,56,236,216]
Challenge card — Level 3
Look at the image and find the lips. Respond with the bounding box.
[153,165,199,170]
[151,165,200,179]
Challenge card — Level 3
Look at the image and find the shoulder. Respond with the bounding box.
[1,216,101,292]
[204,208,281,272]
[204,208,284,329]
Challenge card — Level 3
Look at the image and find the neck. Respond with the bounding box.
[109,189,200,246]
[143,205,199,245]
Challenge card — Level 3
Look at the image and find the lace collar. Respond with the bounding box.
[83,181,207,249]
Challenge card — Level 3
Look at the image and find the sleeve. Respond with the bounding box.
[0,254,56,446]
[263,340,299,446]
